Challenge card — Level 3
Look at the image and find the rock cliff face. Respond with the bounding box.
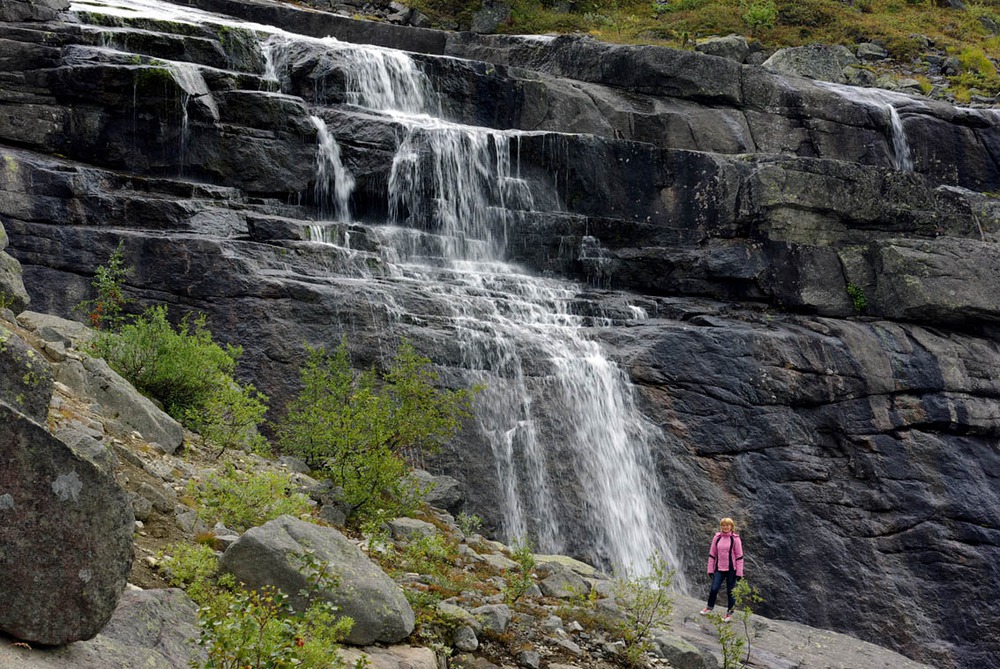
[1,1,999,667]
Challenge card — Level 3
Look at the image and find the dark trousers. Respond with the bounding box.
[707,569,738,612]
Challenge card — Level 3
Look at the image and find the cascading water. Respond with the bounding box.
[884,104,913,172]
[310,116,355,222]
[815,81,916,172]
[70,0,685,579]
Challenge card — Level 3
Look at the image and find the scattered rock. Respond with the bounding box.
[388,516,439,541]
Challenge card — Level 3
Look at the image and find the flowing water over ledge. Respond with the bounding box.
[69,0,686,579]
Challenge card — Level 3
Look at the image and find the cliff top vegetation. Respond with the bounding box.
[401,0,1000,98]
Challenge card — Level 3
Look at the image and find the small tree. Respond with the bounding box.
[77,240,132,331]
[276,338,478,522]
[611,553,676,667]
[502,537,536,605]
[708,578,763,669]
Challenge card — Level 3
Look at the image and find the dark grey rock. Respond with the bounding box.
[0,401,133,644]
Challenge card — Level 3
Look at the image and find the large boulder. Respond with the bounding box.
[0,220,29,315]
[0,401,134,645]
[0,588,200,669]
[57,356,184,453]
[219,515,415,645]
[762,44,859,84]
[0,324,53,422]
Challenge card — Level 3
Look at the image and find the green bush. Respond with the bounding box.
[741,0,777,34]
[708,578,763,669]
[156,542,221,605]
[194,584,354,669]
[502,537,536,605]
[188,463,313,533]
[610,553,676,667]
[276,338,479,522]
[90,304,268,452]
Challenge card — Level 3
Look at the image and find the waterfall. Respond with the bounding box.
[885,104,913,172]
[310,116,355,222]
[814,81,916,173]
[71,0,685,580]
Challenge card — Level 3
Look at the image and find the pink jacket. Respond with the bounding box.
[707,532,744,577]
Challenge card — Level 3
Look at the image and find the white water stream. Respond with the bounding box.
[70,0,684,578]
[815,81,917,172]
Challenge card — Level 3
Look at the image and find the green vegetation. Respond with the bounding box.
[707,578,764,669]
[276,339,479,523]
[79,245,269,455]
[610,553,675,667]
[187,464,313,533]
[153,543,356,669]
[407,0,1000,94]
[502,537,537,605]
[76,240,132,331]
[846,283,868,312]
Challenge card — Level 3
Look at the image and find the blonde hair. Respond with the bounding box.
[720,517,736,532]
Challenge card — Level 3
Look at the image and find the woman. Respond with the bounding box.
[700,517,744,622]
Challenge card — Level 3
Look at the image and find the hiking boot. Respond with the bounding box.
[700,608,712,616]
[723,612,733,623]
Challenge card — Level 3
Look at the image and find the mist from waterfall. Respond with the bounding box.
[73,0,685,580]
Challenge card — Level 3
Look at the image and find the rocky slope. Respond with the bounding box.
[1,0,999,667]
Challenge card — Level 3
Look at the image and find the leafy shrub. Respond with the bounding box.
[155,542,221,604]
[846,283,868,312]
[195,584,354,669]
[708,578,763,669]
[502,538,537,605]
[90,304,268,452]
[276,338,479,522]
[741,0,777,34]
[610,553,676,667]
[188,463,313,533]
[456,512,484,536]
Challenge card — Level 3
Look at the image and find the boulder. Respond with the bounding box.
[388,516,438,541]
[219,515,415,645]
[694,34,750,63]
[409,469,465,513]
[762,44,858,83]
[0,325,53,422]
[470,603,511,634]
[0,221,29,315]
[0,588,201,669]
[16,311,91,349]
[537,563,590,599]
[0,401,133,645]
[56,356,184,453]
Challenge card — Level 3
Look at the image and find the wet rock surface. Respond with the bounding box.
[0,1,998,667]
